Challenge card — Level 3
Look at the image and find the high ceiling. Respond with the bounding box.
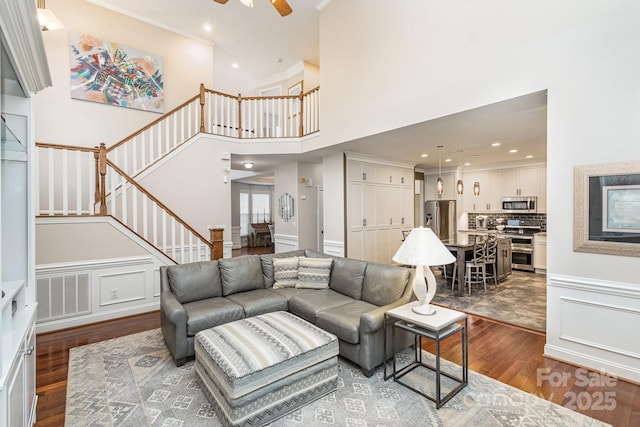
[89,0,323,80]
[87,0,547,178]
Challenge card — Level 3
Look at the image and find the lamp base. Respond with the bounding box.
[412,303,436,316]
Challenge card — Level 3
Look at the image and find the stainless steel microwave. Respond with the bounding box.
[501,196,537,213]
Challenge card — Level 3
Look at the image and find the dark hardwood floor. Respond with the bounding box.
[34,246,639,426]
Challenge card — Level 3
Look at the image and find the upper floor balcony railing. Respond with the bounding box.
[107,84,320,178]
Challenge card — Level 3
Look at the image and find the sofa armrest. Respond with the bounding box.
[360,293,413,334]
[161,290,187,326]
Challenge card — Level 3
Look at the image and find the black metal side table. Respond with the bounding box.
[384,302,468,409]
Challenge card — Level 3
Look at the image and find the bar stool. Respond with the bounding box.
[483,234,499,288]
[452,237,487,295]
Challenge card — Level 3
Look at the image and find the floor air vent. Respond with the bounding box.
[37,273,91,323]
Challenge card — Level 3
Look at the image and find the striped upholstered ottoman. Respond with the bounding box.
[195,311,339,426]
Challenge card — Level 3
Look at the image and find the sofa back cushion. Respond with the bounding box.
[272,256,299,289]
[219,255,264,296]
[260,250,305,288]
[296,256,333,289]
[361,263,410,306]
[166,261,222,304]
[329,257,367,300]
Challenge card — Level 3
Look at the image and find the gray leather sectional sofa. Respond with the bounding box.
[160,249,415,376]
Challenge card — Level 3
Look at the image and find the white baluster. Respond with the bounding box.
[76,150,82,215]
[142,194,148,239]
[180,226,185,263]
[189,233,194,263]
[62,149,68,215]
[132,187,138,232]
[152,203,158,247]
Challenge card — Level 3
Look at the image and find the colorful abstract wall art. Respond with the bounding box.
[69,33,164,113]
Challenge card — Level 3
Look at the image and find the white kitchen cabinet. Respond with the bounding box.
[502,166,539,197]
[346,156,414,264]
[425,173,456,201]
[463,170,503,212]
[534,233,547,273]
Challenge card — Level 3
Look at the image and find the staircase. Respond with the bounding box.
[35,84,320,263]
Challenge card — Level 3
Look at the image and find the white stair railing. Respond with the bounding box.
[104,160,212,263]
[106,94,201,178]
[35,143,99,216]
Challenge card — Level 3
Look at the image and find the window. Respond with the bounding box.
[239,191,249,236]
[252,192,271,223]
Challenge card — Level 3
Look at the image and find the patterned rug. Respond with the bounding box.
[432,270,546,331]
[65,329,606,427]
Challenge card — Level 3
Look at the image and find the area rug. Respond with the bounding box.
[65,329,606,427]
[432,270,546,332]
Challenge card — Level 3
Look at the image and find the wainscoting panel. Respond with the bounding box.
[36,254,171,333]
[323,240,344,257]
[98,270,146,306]
[274,233,298,253]
[545,274,640,383]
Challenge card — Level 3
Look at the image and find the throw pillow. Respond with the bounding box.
[296,256,333,289]
[273,256,299,289]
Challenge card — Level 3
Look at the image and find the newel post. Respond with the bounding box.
[199,83,206,133]
[209,227,224,260]
[98,143,107,215]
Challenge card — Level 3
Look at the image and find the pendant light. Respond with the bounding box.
[436,146,444,196]
[456,155,464,195]
[474,181,480,196]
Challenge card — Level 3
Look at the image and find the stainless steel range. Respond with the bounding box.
[498,219,542,272]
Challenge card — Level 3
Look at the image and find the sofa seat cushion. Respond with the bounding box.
[361,263,410,306]
[184,298,244,336]
[315,300,378,344]
[225,289,288,317]
[219,255,265,296]
[288,289,353,323]
[167,261,222,304]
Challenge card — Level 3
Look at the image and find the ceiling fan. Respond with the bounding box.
[213,0,293,17]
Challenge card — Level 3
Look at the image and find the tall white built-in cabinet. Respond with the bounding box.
[1,0,52,425]
[346,154,415,264]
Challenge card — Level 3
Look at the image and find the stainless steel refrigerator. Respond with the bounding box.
[424,200,457,242]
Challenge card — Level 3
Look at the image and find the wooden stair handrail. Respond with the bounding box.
[35,141,99,153]
[105,159,213,248]
[107,94,201,152]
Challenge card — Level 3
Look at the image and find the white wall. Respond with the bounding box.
[137,136,233,242]
[318,0,640,380]
[321,153,344,256]
[273,162,299,252]
[35,0,214,147]
[297,162,322,250]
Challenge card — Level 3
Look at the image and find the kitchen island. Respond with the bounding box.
[443,232,512,296]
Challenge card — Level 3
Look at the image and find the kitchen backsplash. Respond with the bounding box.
[468,213,547,231]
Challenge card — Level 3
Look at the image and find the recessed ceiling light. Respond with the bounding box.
[445,158,452,162]
[464,162,471,166]
[421,154,428,158]
[243,161,254,169]
[525,155,534,159]
[232,63,239,69]
[203,24,212,32]
[491,142,501,147]
[509,149,518,153]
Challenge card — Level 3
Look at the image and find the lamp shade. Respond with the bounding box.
[392,227,455,266]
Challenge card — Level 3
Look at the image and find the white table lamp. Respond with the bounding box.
[392,227,456,315]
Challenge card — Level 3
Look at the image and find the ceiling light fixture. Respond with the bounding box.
[473,181,480,196]
[526,155,534,159]
[240,0,254,8]
[457,156,464,195]
[243,161,254,169]
[203,24,212,32]
[491,142,501,147]
[509,149,518,153]
[421,154,428,158]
